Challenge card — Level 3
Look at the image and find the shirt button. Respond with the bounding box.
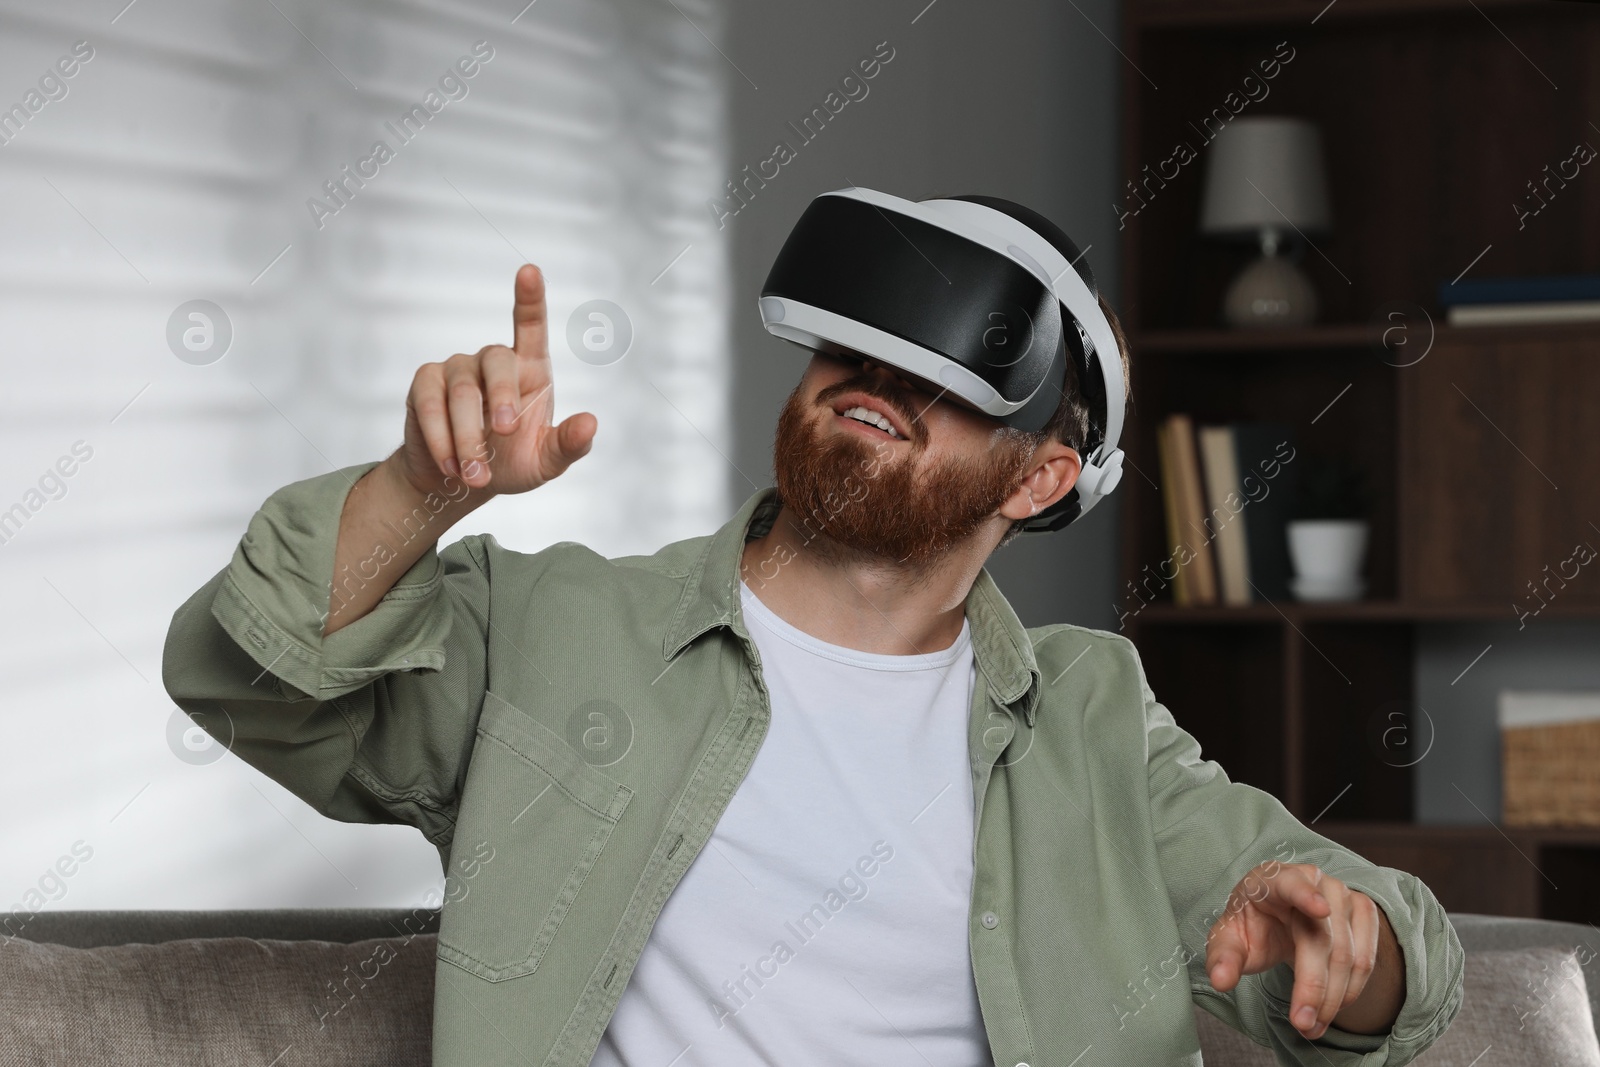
[981,911,999,929]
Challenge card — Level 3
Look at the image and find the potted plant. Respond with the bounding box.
[1286,454,1370,602]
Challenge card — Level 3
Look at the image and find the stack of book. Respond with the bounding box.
[1437,272,1600,326]
[1155,414,1298,607]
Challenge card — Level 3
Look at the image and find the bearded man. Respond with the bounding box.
[164,209,1463,1065]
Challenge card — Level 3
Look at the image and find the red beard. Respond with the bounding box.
[771,373,1035,570]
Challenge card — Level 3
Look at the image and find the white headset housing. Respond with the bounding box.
[759,186,1126,531]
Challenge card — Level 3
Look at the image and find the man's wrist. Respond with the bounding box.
[1330,900,1405,1035]
[375,452,490,522]
[322,455,487,637]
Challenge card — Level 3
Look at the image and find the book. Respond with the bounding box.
[1437,272,1600,307]
[1155,418,1191,606]
[1231,423,1298,604]
[1197,424,1252,606]
[1446,299,1600,327]
[1163,413,1218,606]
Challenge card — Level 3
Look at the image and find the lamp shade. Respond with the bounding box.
[1200,116,1331,235]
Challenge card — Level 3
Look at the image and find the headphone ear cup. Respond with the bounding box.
[1018,493,1082,533]
[1078,448,1125,503]
[1018,443,1125,534]
[1095,450,1125,496]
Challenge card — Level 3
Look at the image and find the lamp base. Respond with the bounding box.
[1222,249,1319,328]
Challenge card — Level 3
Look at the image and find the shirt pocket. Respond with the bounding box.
[436,689,633,983]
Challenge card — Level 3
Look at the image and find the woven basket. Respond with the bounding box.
[1500,691,1600,828]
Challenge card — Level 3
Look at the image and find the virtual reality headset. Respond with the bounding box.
[758,186,1126,533]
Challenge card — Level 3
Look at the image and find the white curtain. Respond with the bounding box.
[0,0,730,909]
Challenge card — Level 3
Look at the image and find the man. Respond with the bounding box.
[163,260,1463,1066]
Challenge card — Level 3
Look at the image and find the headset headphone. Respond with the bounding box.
[758,186,1126,532]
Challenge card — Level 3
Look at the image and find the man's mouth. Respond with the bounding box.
[828,389,913,441]
[836,405,903,440]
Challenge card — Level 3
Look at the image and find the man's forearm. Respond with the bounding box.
[1329,903,1405,1035]
[323,455,487,637]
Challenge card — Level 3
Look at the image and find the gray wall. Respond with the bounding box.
[723,0,1125,631]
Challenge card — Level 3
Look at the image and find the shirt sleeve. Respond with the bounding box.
[1127,637,1465,1066]
[160,460,518,862]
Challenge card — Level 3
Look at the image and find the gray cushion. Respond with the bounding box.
[5,910,1598,1066]
[1450,912,1600,1023]
[1410,947,1600,1066]
[1193,946,1600,1066]
[0,933,436,1066]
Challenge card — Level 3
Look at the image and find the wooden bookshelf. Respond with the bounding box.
[1117,0,1600,922]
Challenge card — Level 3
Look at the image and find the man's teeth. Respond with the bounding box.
[841,405,901,438]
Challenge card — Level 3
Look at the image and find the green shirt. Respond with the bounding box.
[161,461,1463,1067]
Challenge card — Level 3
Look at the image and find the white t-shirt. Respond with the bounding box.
[589,580,991,1067]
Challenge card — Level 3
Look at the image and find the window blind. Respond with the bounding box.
[0,0,730,908]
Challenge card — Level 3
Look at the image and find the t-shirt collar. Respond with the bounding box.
[662,487,1041,728]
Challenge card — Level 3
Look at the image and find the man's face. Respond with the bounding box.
[771,347,1040,569]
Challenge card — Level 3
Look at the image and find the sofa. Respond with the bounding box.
[3,909,1598,1065]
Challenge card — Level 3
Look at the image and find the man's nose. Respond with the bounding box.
[859,356,916,391]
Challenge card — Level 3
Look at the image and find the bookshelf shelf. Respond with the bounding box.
[1133,0,1551,31]
[1314,821,1600,922]
[1133,320,1600,355]
[1130,600,1600,624]
[1118,0,1600,923]
[1316,821,1600,849]
[1131,325,1384,353]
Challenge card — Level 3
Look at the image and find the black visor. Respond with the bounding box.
[760,194,1074,434]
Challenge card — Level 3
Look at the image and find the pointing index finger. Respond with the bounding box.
[513,263,548,361]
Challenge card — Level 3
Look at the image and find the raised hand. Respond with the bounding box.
[393,263,597,498]
[1205,861,1404,1040]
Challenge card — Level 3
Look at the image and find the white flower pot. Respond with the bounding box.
[1287,519,1368,602]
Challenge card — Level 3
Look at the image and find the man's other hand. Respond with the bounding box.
[1205,861,1405,1041]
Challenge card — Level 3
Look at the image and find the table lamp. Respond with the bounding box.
[1199,116,1331,328]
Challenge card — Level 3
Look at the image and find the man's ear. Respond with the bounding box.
[998,441,1082,522]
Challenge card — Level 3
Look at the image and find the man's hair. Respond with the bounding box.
[995,291,1132,548]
